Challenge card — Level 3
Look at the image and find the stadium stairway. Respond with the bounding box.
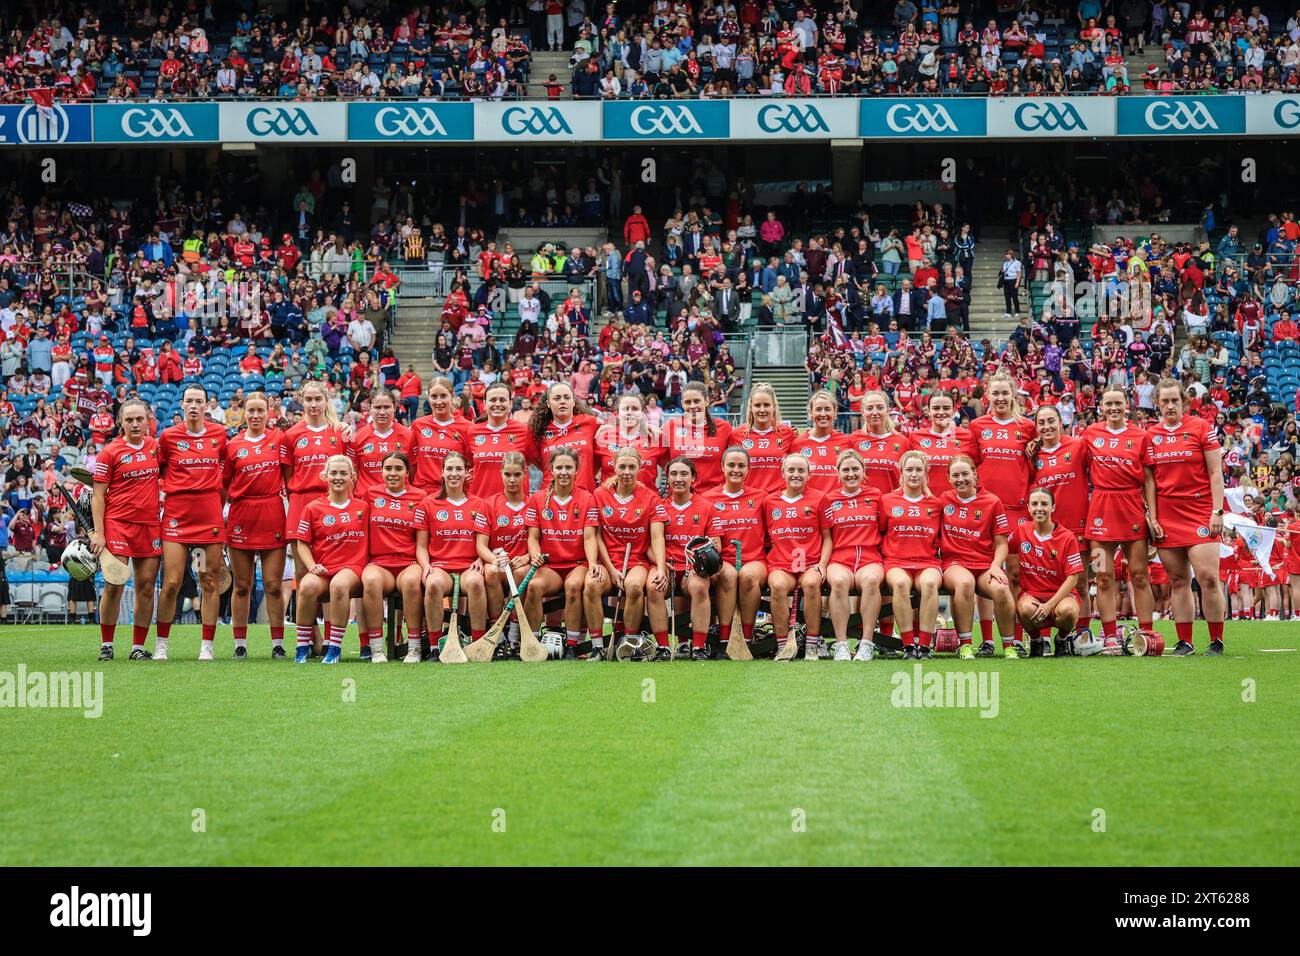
[967,227,1019,342]
[498,227,608,257]
[525,51,575,98]
[390,298,442,384]
[763,363,812,426]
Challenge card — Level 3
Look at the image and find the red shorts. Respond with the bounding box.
[885,562,941,576]
[104,516,162,558]
[1148,562,1169,586]
[369,561,416,580]
[226,494,286,550]
[1023,589,1081,605]
[162,491,225,544]
[829,546,883,572]
[1288,557,1300,577]
[1239,568,1264,589]
[428,556,478,572]
[1154,496,1219,548]
[286,490,323,542]
[1086,489,1148,542]
[942,561,991,578]
[317,568,365,587]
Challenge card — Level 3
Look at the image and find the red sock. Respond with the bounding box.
[1176,620,1193,644]
[902,628,914,646]
[471,629,485,642]
[1138,620,1152,632]
[233,625,248,641]
[1208,620,1224,643]
[654,630,669,647]
[613,622,625,641]
[156,621,172,640]
[692,629,707,649]
[132,624,148,646]
[719,623,731,644]
[879,618,894,637]
[269,625,284,644]
[919,630,933,648]
[1014,620,1023,642]
[201,623,216,643]
[742,623,754,640]
[99,623,115,644]
[979,619,993,642]
[1101,619,1116,637]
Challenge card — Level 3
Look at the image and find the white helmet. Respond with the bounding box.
[1073,632,1106,657]
[61,540,98,581]
[541,629,563,660]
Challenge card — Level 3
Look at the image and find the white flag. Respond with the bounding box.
[1224,486,1252,515]
[1223,512,1277,580]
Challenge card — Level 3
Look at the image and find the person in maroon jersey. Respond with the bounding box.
[156,384,228,661]
[522,446,603,657]
[360,452,423,664]
[223,393,288,659]
[706,447,769,652]
[1142,378,1227,655]
[880,450,944,658]
[1082,388,1155,643]
[91,398,162,660]
[729,383,795,496]
[593,447,670,659]
[293,455,370,664]
[823,448,885,661]
[1009,488,1083,656]
[940,455,1017,659]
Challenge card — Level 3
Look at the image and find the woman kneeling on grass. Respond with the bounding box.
[1009,487,1083,657]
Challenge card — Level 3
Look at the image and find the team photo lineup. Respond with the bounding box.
[83,366,1232,665]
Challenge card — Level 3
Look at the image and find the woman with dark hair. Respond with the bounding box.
[528,381,601,491]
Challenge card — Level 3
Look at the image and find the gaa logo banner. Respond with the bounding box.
[1117,96,1244,136]
[348,102,473,141]
[988,96,1113,138]
[730,98,854,139]
[221,103,347,141]
[859,98,986,138]
[0,103,93,145]
[604,100,729,140]
[480,101,598,141]
[94,104,219,143]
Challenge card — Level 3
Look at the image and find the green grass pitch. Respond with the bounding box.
[1,623,1296,866]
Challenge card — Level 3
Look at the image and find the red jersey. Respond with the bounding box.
[595,484,668,568]
[1011,522,1084,599]
[853,430,909,495]
[1143,416,1221,499]
[1082,421,1149,491]
[281,422,347,496]
[367,487,422,566]
[938,489,1009,568]
[908,426,972,495]
[821,488,883,561]
[663,495,722,573]
[790,431,852,494]
[538,414,602,492]
[702,486,766,566]
[296,497,370,574]
[466,420,538,498]
[525,488,599,566]
[763,491,826,572]
[486,494,530,558]
[730,423,796,494]
[347,422,412,497]
[158,422,227,495]
[93,436,161,523]
[224,430,285,498]
[409,415,468,495]
[968,415,1036,515]
[879,491,943,566]
[1030,436,1089,535]
[416,493,490,569]
[664,417,733,491]
[593,423,667,491]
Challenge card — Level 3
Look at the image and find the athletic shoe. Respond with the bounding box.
[97,645,114,661]
[271,646,286,659]
[1015,641,1030,659]
[585,649,605,661]
[853,640,873,661]
[359,645,372,661]
[816,642,833,660]
[652,646,673,662]
[424,647,441,662]
[833,642,852,661]
[233,646,247,660]
[322,645,342,664]
[974,641,996,658]
[1171,640,1195,656]
[1053,637,1073,658]
[295,646,311,664]
[1206,640,1224,656]
[958,643,975,660]
[691,646,710,661]
[403,643,423,664]
[128,648,152,660]
[903,645,919,660]
[917,645,933,660]
[198,643,214,662]
[676,641,692,660]
[371,647,387,664]
[562,645,577,660]
[153,642,168,661]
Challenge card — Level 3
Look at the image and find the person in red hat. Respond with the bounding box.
[277,233,301,271]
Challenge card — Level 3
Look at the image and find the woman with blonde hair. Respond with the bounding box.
[790,389,850,495]
[879,450,943,659]
[822,448,885,661]
[730,383,795,495]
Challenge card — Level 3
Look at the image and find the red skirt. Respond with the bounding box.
[227,494,286,550]
[104,517,162,558]
[1086,489,1148,542]
[1154,495,1218,548]
[162,491,225,544]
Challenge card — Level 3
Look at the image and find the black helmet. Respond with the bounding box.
[685,536,722,577]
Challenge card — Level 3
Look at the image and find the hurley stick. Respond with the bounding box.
[440,572,467,664]
[726,540,752,661]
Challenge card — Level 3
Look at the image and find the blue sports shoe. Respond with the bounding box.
[322,645,342,664]
[295,646,311,664]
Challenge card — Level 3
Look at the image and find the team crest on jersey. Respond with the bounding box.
[1131,523,1140,534]
[1064,453,1072,462]
[177,441,190,451]
[296,438,309,449]
[151,538,161,549]
[1093,437,1105,448]
[1020,541,1032,553]
[374,497,386,508]
[234,526,242,535]
[363,443,375,454]
[1094,517,1103,526]
[714,501,726,511]
[421,428,433,438]
[975,510,983,519]
[742,439,754,449]
[602,506,614,517]
[891,506,904,517]
[497,515,510,527]
[543,509,554,520]
[1152,435,1163,445]
[858,442,870,452]
[120,453,133,464]
[1197,526,1209,538]
[436,510,450,522]
[832,500,842,511]
[771,508,782,520]
[981,429,993,440]
[920,439,932,448]
[944,504,955,515]
[475,434,486,445]
[168,518,178,528]
[1035,459,1043,470]
[237,448,249,459]
[800,447,813,457]
[323,514,336,526]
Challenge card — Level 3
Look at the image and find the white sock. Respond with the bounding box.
[958,632,972,643]
[834,639,848,650]
[566,629,581,645]
[507,622,520,646]
[201,638,214,649]
[270,637,284,649]
[101,641,112,648]
[234,638,247,650]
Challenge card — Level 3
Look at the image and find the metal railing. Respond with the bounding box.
[747,325,810,367]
